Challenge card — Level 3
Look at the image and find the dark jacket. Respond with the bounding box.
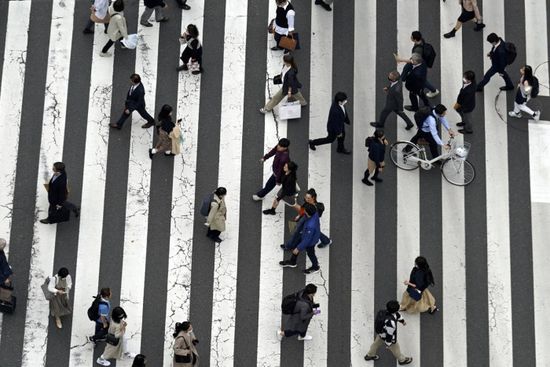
[280,173,298,197]
[144,0,165,8]
[296,212,320,251]
[125,83,146,110]
[408,267,432,292]
[385,81,404,111]
[456,82,476,113]
[368,138,386,167]
[0,250,13,284]
[48,172,68,206]
[403,62,427,92]
[263,146,290,184]
[285,290,314,333]
[282,68,302,95]
[159,117,175,134]
[490,40,508,72]
[326,102,350,135]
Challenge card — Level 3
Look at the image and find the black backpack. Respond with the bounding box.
[414,106,434,129]
[87,295,107,321]
[504,42,517,65]
[422,42,437,68]
[199,193,215,217]
[374,309,389,334]
[531,76,540,98]
[281,292,299,315]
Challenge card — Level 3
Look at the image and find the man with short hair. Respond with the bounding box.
[309,91,352,155]
[476,33,514,92]
[111,74,156,130]
[89,287,112,344]
[253,138,290,201]
[370,70,414,130]
[410,104,456,159]
[39,162,80,224]
[277,283,320,341]
[454,70,477,134]
[364,300,413,365]
[401,54,430,112]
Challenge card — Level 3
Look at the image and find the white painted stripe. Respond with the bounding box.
[0,0,31,346]
[350,0,376,365]
[22,1,75,365]
[483,1,513,366]
[118,7,159,359]
[529,122,550,367]
[68,26,115,367]
[255,4,287,366]
[396,0,420,363]
[162,2,205,365]
[440,3,468,364]
[525,0,549,97]
[303,3,333,367]
[209,0,247,365]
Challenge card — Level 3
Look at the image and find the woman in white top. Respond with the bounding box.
[508,65,540,120]
[83,0,110,34]
[100,0,129,57]
[48,267,72,329]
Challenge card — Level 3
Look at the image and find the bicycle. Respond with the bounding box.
[389,137,476,186]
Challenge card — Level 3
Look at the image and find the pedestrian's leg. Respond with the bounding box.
[104,23,109,32]
[306,247,319,269]
[409,91,419,110]
[477,66,497,89]
[292,91,308,106]
[500,70,514,89]
[366,335,383,357]
[137,107,155,125]
[517,102,535,116]
[154,5,165,21]
[256,174,277,198]
[319,231,331,246]
[264,89,284,111]
[410,130,421,145]
[463,112,473,132]
[377,107,392,127]
[425,133,440,159]
[140,7,154,24]
[388,342,409,363]
[116,108,132,127]
[289,252,298,265]
[311,132,337,147]
[84,19,95,32]
[283,330,299,337]
[418,89,431,107]
[513,102,521,114]
[101,39,115,54]
[396,110,414,127]
[336,131,346,151]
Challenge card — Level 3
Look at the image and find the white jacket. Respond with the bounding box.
[107,4,128,41]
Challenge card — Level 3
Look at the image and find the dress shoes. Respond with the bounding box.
[315,0,332,11]
[370,122,382,128]
[39,218,50,224]
[456,122,465,127]
[404,105,418,112]
[109,123,121,129]
[458,129,473,134]
[405,123,414,130]
[141,122,154,129]
[308,140,316,151]
[337,149,351,155]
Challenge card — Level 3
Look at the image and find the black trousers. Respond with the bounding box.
[92,321,108,341]
[207,228,221,239]
[378,107,413,127]
[116,106,155,128]
[409,89,430,110]
[84,19,109,32]
[180,47,202,66]
[101,37,123,54]
[411,130,439,158]
[311,131,345,151]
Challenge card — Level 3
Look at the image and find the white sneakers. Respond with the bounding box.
[297,335,313,341]
[276,329,283,341]
[426,89,440,98]
[508,111,522,118]
[276,329,312,341]
[99,52,112,57]
[96,357,111,366]
[252,194,263,201]
[533,111,541,121]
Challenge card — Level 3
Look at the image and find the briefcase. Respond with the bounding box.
[49,206,70,224]
[0,295,16,314]
[278,101,301,120]
[279,33,300,51]
[0,284,13,302]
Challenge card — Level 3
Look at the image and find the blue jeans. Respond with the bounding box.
[256,174,277,198]
[477,66,513,89]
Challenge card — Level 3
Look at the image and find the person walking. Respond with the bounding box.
[454,70,477,134]
[364,300,413,364]
[362,129,389,186]
[39,162,79,224]
[253,138,290,201]
[309,91,352,154]
[111,74,156,130]
[370,70,414,130]
[174,0,191,10]
[262,161,299,215]
[96,307,136,366]
[279,203,320,274]
[170,119,183,155]
[132,354,147,366]
[149,104,176,158]
[83,0,110,34]
[100,0,128,57]
[508,65,541,120]
[89,287,112,344]
[277,284,319,341]
[409,104,455,159]
[271,0,296,52]
[287,188,332,248]
[205,187,227,243]
[0,239,13,287]
[314,0,332,11]
[177,24,203,74]
[444,0,486,38]
[260,54,307,113]
[476,33,515,92]
[401,54,430,112]
[47,267,72,329]
[140,0,169,27]
[173,321,200,366]
[400,256,439,314]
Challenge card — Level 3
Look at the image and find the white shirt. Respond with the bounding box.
[94,0,109,19]
[340,104,346,115]
[274,2,295,35]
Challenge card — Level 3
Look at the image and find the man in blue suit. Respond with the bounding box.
[111,73,156,129]
[402,53,430,112]
[476,33,514,92]
[308,91,351,155]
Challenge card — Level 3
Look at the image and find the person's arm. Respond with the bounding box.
[206,201,219,225]
[47,276,59,294]
[262,146,277,161]
[66,274,72,292]
[286,10,295,33]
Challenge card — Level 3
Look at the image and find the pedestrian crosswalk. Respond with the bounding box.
[0,0,549,366]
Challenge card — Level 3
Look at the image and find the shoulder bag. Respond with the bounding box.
[41,277,54,301]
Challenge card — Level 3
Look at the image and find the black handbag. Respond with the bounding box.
[174,353,192,363]
[273,74,282,85]
[105,333,120,346]
[407,286,422,301]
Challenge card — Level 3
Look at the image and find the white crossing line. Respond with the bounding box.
[525,0,549,97]
[209,0,247,365]
[22,1,74,365]
[161,2,205,366]
[350,0,376,365]
[68,25,115,367]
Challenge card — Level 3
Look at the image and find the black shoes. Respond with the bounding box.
[83,28,94,34]
[361,178,373,186]
[279,260,297,268]
[474,23,486,32]
[141,21,153,27]
[304,266,320,274]
[443,29,456,39]
[364,355,380,361]
[315,0,332,11]
[177,1,191,10]
[109,123,121,130]
[39,218,50,224]
[177,65,188,72]
[74,207,80,218]
[398,357,413,365]
[337,149,351,155]
[263,208,276,215]
[148,149,154,159]
[372,177,383,182]
[428,307,440,315]
[271,46,284,51]
[458,129,473,134]
[405,123,414,130]
[308,140,316,151]
[404,105,417,112]
[456,122,465,127]
[142,122,155,129]
[370,122,382,128]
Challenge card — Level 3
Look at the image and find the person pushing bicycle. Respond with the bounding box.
[410,104,456,159]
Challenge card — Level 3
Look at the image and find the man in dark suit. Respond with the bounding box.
[309,91,351,155]
[476,33,514,92]
[402,54,430,112]
[371,70,414,130]
[111,73,155,130]
[40,162,79,224]
[454,70,477,134]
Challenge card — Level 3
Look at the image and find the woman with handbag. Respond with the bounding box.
[149,104,176,158]
[263,161,299,215]
[173,321,199,366]
[400,256,439,314]
[177,24,203,74]
[83,0,110,34]
[47,267,72,329]
[260,54,307,114]
[97,307,136,366]
[205,187,227,244]
[100,0,128,57]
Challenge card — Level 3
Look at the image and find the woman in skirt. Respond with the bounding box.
[48,267,72,329]
[263,161,299,215]
[97,307,136,366]
[149,104,176,158]
[400,256,439,314]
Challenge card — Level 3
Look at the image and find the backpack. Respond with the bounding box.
[374,309,389,334]
[281,292,299,315]
[87,295,107,321]
[414,106,434,129]
[422,42,437,68]
[199,193,215,217]
[504,42,517,65]
[531,76,539,98]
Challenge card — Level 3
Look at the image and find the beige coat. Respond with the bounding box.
[106,5,128,41]
[173,331,199,367]
[102,320,125,360]
[206,195,226,232]
[169,125,182,155]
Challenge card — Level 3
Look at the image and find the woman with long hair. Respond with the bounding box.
[400,256,439,314]
[173,321,199,366]
[149,104,177,158]
[206,187,227,244]
[263,161,299,215]
[96,307,136,366]
[508,65,540,120]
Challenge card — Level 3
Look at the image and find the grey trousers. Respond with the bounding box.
[458,110,473,132]
[140,6,165,24]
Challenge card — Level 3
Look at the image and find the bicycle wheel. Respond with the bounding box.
[441,158,475,186]
[390,141,421,170]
